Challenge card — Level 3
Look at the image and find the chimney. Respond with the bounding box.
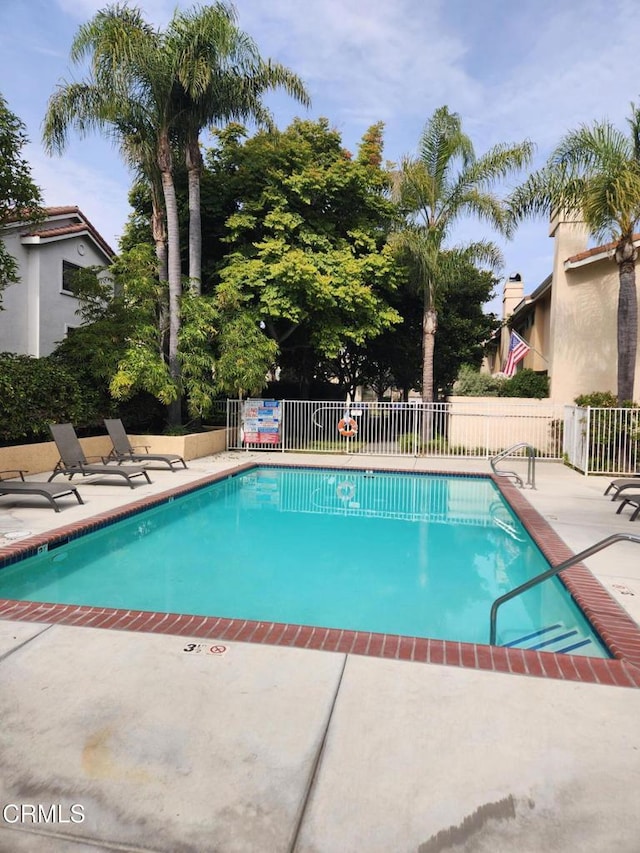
[502,272,524,320]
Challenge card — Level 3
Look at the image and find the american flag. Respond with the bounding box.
[503,330,530,377]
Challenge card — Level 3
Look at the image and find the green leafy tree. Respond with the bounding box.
[52,246,222,421]
[391,106,533,403]
[434,264,500,395]
[509,104,640,403]
[53,245,276,414]
[209,118,401,395]
[214,311,278,398]
[0,93,43,303]
[347,260,498,400]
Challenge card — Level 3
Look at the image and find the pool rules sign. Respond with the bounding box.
[241,399,282,446]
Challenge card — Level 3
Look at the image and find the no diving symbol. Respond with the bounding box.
[182,642,229,656]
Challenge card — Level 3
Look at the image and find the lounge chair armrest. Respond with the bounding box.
[0,470,26,481]
[130,444,151,452]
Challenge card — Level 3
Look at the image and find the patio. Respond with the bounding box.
[0,452,639,851]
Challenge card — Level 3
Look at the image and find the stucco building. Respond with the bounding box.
[485,213,640,403]
[0,206,114,357]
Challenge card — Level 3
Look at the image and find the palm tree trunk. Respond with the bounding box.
[421,306,437,402]
[151,192,169,359]
[151,188,168,284]
[615,243,638,403]
[186,135,202,293]
[159,134,182,427]
[421,304,437,446]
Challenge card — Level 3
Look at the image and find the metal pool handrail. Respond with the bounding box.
[489,532,640,646]
[491,442,536,488]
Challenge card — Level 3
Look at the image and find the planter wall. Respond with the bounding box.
[0,428,230,476]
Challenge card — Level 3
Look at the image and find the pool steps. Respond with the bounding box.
[503,622,594,655]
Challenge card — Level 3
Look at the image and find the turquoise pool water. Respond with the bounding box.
[0,467,608,655]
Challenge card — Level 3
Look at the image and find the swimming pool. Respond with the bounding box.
[0,466,608,656]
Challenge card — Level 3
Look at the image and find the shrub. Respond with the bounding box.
[452,365,503,396]
[573,391,639,472]
[500,369,549,399]
[0,352,102,443]
[453,365,549,399]
[397,432,422,453]
[574,391,628,407]
[396,433,449,455]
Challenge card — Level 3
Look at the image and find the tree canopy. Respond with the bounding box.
[205,118,401,395]
[0,92,43,301]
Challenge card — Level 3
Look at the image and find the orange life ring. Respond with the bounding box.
[337,416,358,437]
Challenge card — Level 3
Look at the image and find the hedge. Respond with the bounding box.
[0,352,102,443]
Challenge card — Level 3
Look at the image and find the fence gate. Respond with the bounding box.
[563,405,588,472]
[563,405,640,475]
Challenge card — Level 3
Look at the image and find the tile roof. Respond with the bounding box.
[566,234,640,264]
[20,206,115,258]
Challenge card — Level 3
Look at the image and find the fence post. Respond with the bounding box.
[584,406,591,475]
[484,403,490,458]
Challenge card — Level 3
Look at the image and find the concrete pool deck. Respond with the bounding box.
[0,453,639,851]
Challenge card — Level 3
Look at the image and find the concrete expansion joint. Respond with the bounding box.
[288,653,349,852]
[0,622,53,665]
[1,822,159,851]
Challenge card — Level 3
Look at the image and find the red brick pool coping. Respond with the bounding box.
[1,461,639,688]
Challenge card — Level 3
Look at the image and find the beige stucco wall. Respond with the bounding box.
[523,291,551,374]
[547,215,640,403]
[446,396,564,456]
[0,429,230,476]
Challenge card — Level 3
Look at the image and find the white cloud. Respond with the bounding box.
[19,0,640,296]
[55,0,177,26]
[26,143,131,251]
[238,0,481,136]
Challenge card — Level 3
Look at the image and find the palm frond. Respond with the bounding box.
[551,122,631,175]
[417,106,473,203]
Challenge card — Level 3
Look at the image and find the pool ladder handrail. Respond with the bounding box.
[489,532,640,646]
[490,443,536,489]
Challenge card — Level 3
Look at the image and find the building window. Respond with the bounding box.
[62,260,82,295]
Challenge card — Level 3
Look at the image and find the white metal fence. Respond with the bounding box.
[227,399,566,459]
[563,406,640,475]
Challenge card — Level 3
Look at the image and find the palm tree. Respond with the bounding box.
[44,4,309,424]
[391,106,533,403]
[44,4,187,425]
[509,106,640,403]
[167,3,310,291]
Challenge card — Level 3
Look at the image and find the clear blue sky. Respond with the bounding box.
[0,0,637,314]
